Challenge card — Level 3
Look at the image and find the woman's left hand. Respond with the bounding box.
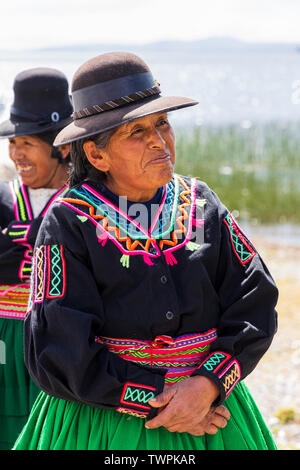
[145,375,220,433]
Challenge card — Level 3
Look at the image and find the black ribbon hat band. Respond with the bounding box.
[72,71,161,120]
[10,106,70,125]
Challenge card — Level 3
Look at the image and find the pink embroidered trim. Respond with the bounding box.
[10,224,31,243]
[40,185,69,217]
[19,177,33,220]
[45,245,66,299]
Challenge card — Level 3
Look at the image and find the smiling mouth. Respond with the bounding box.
[149,154,171,164]
[15,164,34,174]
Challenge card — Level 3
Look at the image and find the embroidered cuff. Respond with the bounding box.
[116,382,158,419]
[8,223,31,243]
[191,351,241,404]
[19,259,32,281]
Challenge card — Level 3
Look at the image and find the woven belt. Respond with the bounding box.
[96,329,217,384]
[0,284,31,320]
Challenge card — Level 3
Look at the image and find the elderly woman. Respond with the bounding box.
[0,67,72,449]
[13,52,278,451]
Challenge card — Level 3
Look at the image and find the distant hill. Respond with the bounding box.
[1,37,299,63]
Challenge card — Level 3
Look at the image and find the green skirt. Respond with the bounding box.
[0,317,40,450]
[13,381,277,450]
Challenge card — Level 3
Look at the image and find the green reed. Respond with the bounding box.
[174,122,300,224]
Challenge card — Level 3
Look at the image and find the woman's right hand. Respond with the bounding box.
[154,403,230,436]
[186,405,230,436]
[146,376,231,436]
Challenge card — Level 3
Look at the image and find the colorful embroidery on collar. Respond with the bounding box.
[58,175,203,266]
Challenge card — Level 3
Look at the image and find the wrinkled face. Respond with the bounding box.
[101,112,176,201]
[8,134,60,189]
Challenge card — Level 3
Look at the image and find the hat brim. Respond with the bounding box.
[0,116,73,139]
[54,95,198,146]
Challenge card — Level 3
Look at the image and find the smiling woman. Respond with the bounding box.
[0,67,73,449]
[13,52,278,451]
[8,135,69,190]
[82,113,176,202]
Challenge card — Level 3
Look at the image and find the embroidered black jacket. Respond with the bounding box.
[24,174,278,418]
[0,178,68,319]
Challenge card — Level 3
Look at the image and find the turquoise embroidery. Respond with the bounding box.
[224,213,255,264]
[49,245,62,296]
[46,245,66,299]
[71,176,180,240]
[202,353,227,371]
[123,386,155,405]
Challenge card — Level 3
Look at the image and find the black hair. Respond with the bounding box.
[69,128,117,187]
[36,130,71,164]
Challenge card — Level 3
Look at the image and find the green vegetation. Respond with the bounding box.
[274,407,298,425]
[175,123,300,224]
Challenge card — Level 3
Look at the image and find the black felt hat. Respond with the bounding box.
[0,67,73,139]
[54,51,198,145]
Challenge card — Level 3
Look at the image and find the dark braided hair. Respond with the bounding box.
[69,128,118,187]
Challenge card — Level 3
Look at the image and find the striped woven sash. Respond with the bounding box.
[96,329,217,384]
[0,284,31,320]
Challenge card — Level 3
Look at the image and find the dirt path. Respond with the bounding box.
[244,236,300,450]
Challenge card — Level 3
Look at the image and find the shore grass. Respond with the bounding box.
[174,122,300,224]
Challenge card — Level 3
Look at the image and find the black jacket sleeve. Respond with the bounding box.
[192,188,278,404]
[24,204,165,419]
[0,218,43,283]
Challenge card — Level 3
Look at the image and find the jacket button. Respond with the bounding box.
[166,311,174,320]
[160,275,168,284]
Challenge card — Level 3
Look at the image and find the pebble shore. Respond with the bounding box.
[245,236,300,450]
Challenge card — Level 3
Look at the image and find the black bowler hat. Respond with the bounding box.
[0,67,73,139]
[54,51,198,145]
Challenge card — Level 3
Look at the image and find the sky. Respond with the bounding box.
[1,0,300,51]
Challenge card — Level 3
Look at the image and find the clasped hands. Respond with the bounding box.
[145,375,230,436]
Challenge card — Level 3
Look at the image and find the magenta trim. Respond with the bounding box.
[149,184,167,233]
[19,177,33,220]
[82,184,152,238]
[164,177,197,254]
[8,181,20,220]
[10,224,31,243]
[19,259,31,279]
[40,185,69,217]
[223,214,255,265]
[45,245,66,299]
[34,245,47,303]
[218,359,241,396]
[59,200,158,257]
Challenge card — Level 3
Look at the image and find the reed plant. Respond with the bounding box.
[175,122,300,224]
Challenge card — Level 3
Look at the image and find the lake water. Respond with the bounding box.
[0,47,300,246]
[1,48,300,127]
